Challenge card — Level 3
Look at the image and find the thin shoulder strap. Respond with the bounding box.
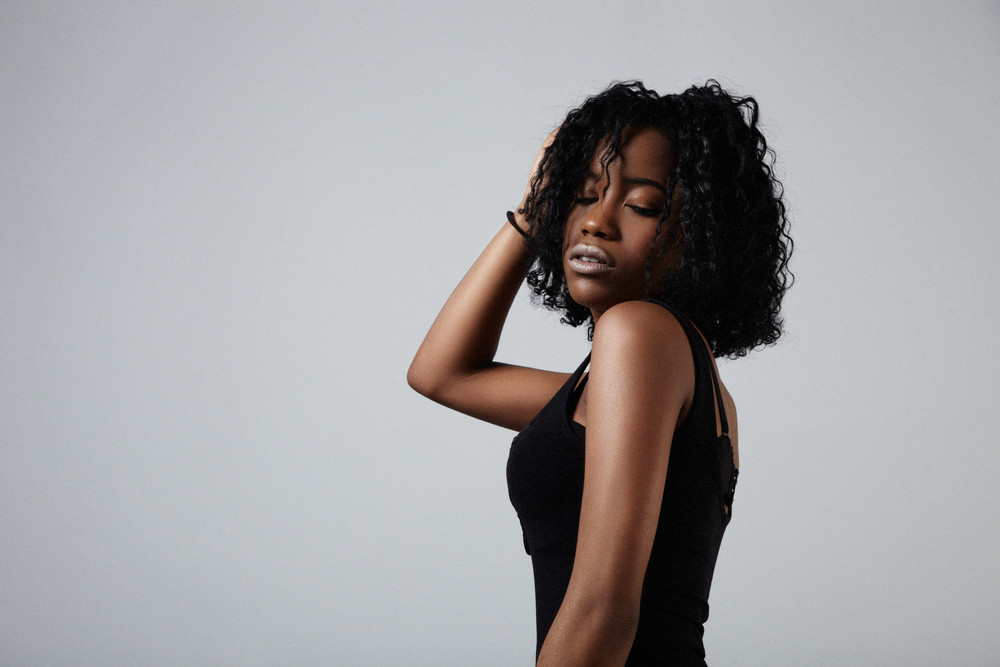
[704,352,729,438]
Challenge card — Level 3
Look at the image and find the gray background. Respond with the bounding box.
[3,1,998,665]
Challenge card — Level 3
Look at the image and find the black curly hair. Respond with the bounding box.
[521,80,793,358]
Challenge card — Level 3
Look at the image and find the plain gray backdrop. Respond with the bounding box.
[3,1,998,665]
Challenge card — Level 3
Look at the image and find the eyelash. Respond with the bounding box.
[575,196,661,219]
[629,205,662,218]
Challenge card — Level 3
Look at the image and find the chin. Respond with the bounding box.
[566,284,618,316]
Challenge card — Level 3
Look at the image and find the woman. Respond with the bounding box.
[408,81,792,665]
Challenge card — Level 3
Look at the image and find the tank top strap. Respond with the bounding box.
[704,353,729,438]
[564,351,591,398]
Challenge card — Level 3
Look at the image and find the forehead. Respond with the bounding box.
[588,127,675,182]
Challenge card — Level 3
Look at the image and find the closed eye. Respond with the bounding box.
[627,205,663,218]
[574,196,598,206]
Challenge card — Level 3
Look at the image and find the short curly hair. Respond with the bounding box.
[522,80,793,358]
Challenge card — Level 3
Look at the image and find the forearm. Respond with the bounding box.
[407,221,530,400]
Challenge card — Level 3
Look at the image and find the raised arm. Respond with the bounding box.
[407,132,568,431]
[536,301,696,665]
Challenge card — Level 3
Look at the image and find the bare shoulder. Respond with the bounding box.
[592,301,692,367]
[589,300,696,409]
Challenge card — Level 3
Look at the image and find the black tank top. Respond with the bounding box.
[506,300,737,665]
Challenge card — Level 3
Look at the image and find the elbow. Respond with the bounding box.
[538,594,640,665]
[591,603,640,654]
[576,588,642,634]
[406,355,447,402]
[406,359,434,398]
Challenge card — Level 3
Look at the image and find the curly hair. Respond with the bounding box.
[521,80,793,358]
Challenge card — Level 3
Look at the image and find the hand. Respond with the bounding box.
[512,126,560,234]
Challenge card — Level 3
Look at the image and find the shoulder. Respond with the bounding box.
[592,301,691,359]
[590,300,695,399]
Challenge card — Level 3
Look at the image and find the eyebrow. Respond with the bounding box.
[584,170,668,195]
[625,177,668,194]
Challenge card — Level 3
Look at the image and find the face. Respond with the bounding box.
[562,126,682,322]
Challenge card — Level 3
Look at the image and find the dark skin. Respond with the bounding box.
[408,127,738,666]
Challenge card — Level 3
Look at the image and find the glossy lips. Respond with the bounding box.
[566,244,614,274]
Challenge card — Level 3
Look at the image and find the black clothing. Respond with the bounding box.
[506,301,738,665]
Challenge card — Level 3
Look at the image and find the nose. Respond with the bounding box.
[581,202,616,239]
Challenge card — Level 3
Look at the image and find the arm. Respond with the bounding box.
[536,301,695,666]
[407,132,568,431]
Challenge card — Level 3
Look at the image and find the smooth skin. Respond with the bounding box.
[408,128,738,666]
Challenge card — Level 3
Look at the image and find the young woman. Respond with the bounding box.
[408,81,792,665]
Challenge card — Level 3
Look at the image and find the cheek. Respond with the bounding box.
[560,215,577,253]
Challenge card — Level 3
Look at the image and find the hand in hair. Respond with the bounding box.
[511,126,560,237]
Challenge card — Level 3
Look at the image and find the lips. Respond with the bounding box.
[567,243,614,274]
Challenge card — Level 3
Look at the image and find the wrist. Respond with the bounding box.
[506,210,529,239]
